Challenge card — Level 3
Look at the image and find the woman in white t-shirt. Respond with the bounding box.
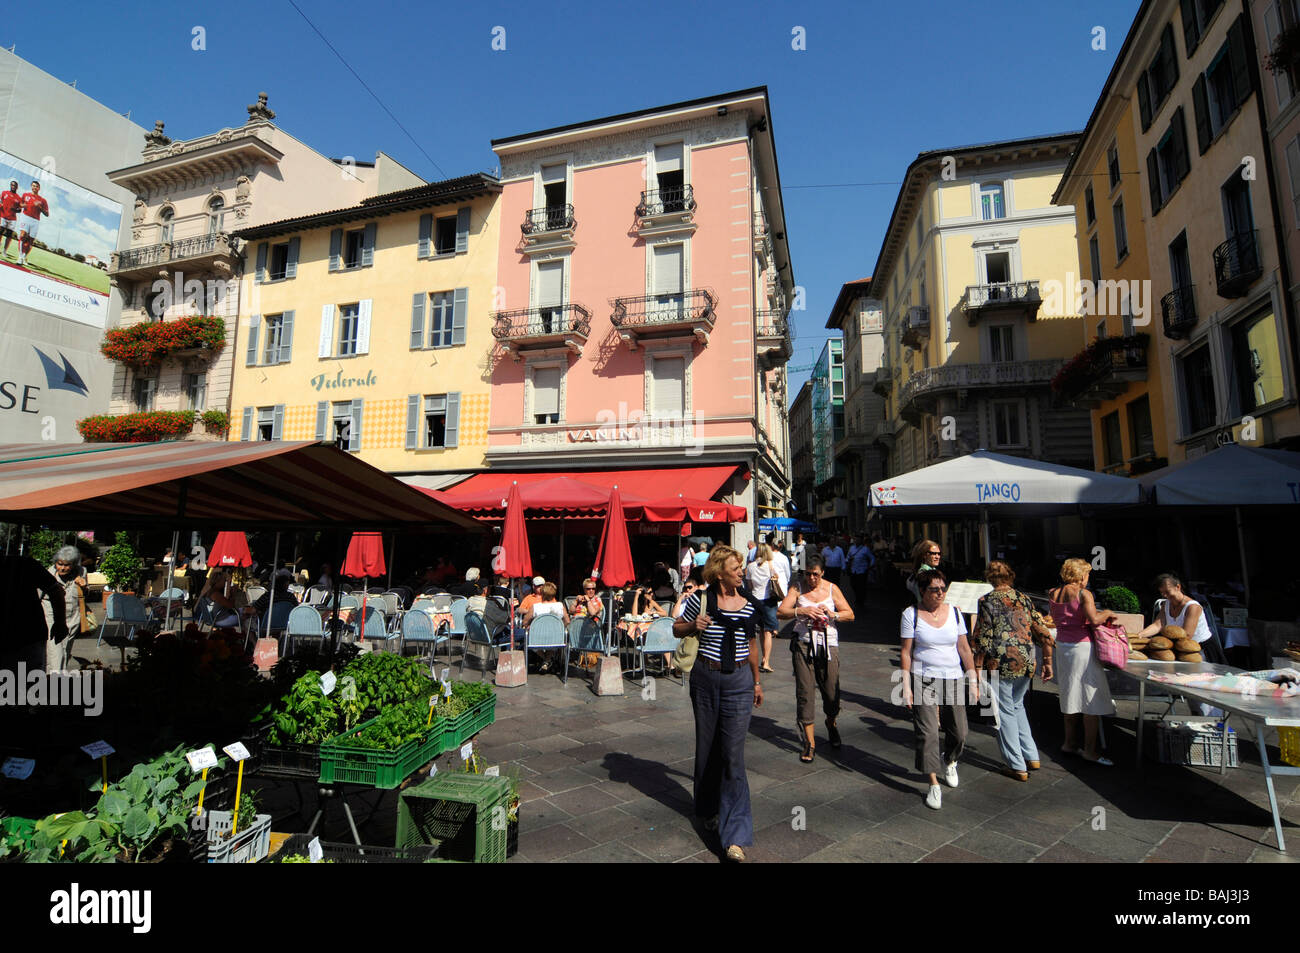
[523,582,571,674]
[900,568,976,811]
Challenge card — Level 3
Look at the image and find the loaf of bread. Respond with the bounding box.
[1160,624,1187,643]
[1177,652,1203,663]
[1173,638,1200,654]
[1150,649,1176,661]
[1147,636,1173,651]
[1128,650,1148,660]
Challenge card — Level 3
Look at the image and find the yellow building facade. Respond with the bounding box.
[1054,94,1169,474]
[227,174,501,476]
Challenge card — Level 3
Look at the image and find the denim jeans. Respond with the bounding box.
[995,674,1039,772]
[690,663,754,848]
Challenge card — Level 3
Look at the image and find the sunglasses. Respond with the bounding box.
[927,551,942,556]
[925,585,947,594]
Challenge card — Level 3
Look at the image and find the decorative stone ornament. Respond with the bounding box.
[144,120,170,148]
[246,92,275,123]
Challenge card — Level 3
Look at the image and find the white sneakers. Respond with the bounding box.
[925,784,942,810]
[943,761,959,788]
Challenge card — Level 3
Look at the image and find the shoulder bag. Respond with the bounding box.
[672,591,702,675]
[1090,621,1129,670]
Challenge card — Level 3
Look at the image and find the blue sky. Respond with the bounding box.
[12,0,1138,397]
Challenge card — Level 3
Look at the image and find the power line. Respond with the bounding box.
[285,0,447,181]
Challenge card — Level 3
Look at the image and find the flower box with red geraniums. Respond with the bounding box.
[77,411,195,443]
[101,316,226,366]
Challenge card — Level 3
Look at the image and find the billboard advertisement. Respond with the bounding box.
[0,308,109,441]
[0,149,122,327]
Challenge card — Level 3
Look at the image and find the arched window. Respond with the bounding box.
[158,206,174,244]
[208,195,225,235]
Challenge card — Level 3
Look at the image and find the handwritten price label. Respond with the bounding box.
[81,741,115,760]
[222,742,251,762]
[185,747,218,771]
[484,765,500,777]
[2,757,35,780]
[460,743,474,761]
[320,671,337,696]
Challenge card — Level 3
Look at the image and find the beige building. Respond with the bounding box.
[825,278,886,531]
[105,93,422,423]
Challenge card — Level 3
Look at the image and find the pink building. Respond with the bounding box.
[471,88,795,543]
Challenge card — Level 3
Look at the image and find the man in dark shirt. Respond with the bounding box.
[449,568,482,598]
[0,554,66,671]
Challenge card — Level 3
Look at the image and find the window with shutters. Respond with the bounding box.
[542,163,567,213]
[1107,142,1122,191]
[1084,184,1096,226]
[1179,345,1218,434]
[991,399,1025,448]
[158,207,174,245]
[262,313,284,365]
[331,401,353,449]
[1181,0,1225,55]
[1152,109,1191,211]
[989,325,1015,363]
[337,304,359,357]
[1192,16,1255,153]
[652,244,685,318]
[536,260,565,329]
[1138,23,1180,131]
[1266,2,1300,108]
[424,394,449,448]
[208,195,225,235]
[1101,412,1123,467]
[650,356,686,420]
[133,375,157,413]
[258,406,276,442]
[1113,198,1129,261]
[428,292,455,347]
[531,365,562,425]
[979,183,1005,220]
[434,215,457,255]
[1230,308,1285,413]
[1127,395,1155,457]
[654,142,685,209]
[1089,236,1102,283]
[1285,135,1300,226]
[268,242,290,280]
[184,372,207,411]
[343,229,365,269]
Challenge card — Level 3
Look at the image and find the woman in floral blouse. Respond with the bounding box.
[973,560,1053,781]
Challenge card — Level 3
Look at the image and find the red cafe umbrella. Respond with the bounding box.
[498,482,533,651]
[209,531,253,568]
[342,532,387,639]
[592,486,635,656]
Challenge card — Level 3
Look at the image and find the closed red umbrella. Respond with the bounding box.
[592,486,635,588]
[342,532,386,579]
[499,482,533,580]
[209,531,253,568]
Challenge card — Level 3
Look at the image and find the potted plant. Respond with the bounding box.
[100,532,142,594]
[1097,584,1144,635]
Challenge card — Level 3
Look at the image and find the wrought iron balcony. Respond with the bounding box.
[962,281,1042,325]
[635,186,697,229]
[898,359,1061,423]
[111,233,236,279]
[872,419,897,448]
[521,204,576,236]
[901,306,929,349]
[1213,231,1262,299]
[756,309,792,367]
[1051,334,1150,408]
[611,289,716,348]
[1161,285,1197,340]
[491,303,591,359]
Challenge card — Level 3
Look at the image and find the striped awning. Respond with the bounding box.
[0,441,483,531]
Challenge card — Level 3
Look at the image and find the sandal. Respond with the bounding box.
[760,661,774,673]
[826,721,842,749]
[800,739,815,763]
[1081,753,1114,766]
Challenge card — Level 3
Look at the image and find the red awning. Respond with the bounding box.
[429,476,647,517]
[439,466,740,514]
[0,441,484,531]
[640,497,747,523]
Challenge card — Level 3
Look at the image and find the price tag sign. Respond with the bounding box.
[320,671,337,696]
[484,765,500,778]
[185,747,218,772]
[459,742,474,761]
[2,757,35,780]
[441,668,450,683]
[442,681,453,700]
[307,836,323,863]
[1223,608,1248,628]
[81,741,115,760]
[222,742,251,762]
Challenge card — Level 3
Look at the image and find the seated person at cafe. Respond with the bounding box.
[465,580,488,617]
[450,568,481,598]
[248,571,296,621]
[198,570,243,629]
[520,576,545,617]
[523,582,571,673]
[573,578,604,621]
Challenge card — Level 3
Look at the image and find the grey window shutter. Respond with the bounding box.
[1160,25,1179,93]
[255,242,268,283]
[1180,0,1198,54]
[1229,15,1254,110]
[1192,75,1211,155]
[405,394,420,450]
[272,404,284,440]
[241,407,253,441]
[1171,107,1190,182]
[328,229,343,272]
[315,401,328,442]
[245,313,261,365]
[418,214,432,259]
[452,287,468,346]
[362,222,377,267]
[1146,149,1162,215]
[455,207,470,253]
[349,399,363,452]
[279,310,295,363]
[445,392,460,448]
[1137,73,1152,131]
[286,237,301,278]
[411,292,426,349]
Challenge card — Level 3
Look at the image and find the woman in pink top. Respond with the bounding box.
[1048,558,1118,765]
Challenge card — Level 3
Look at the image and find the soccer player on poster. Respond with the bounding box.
[18,180,49,267]
[0,180,20,258]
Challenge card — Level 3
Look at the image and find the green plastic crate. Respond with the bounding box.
[441,694,497,751]
[397,773,511,864]
[318,715,445,789]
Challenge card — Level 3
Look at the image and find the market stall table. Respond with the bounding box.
[1115,660,1300,851]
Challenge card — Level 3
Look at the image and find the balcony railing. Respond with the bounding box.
[610,290,716,347]
[521,204,576,235]
[901,306,930,349]
[491,304,591,358]
[1213,231,1262,299]
[1161,285,1197,340]
[1051,334,1150,407]
[962,281,1042,324]
[872,366,894,397]
[112,233,233,276]
[755,308,792,368]
[898,359,1061,420]
[755,309,788,339]
[635,185,697,220]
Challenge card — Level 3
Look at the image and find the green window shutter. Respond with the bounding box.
[362,222,377,267]
[455,207,470,253]
[1229,15,1255,110]
[315,401,328,442]
[279,310,295,363]
[286,237,301,278]
[255,242,268,283]
[241,407,253,441]
[1171,107,1190,183]
[272,404,284,440]
[1160,24,1179,95]
[452,287,468,346]
[328,229,342,272]
[1180,0,1199,55]
[1138,73,1152,131]
[245,313,260,366]
[1147,148,1163,215]
[411,292,426,349]
[418,213,432,259]
[444,392,460,448]
[349,399,363,452]
[405,394,420,449]
[1192,75,1212,155]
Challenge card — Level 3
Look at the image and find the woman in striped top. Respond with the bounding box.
[673,544,763,862]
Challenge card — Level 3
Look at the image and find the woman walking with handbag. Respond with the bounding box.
[972,560,1053,781]
[1049,558,1117,765]
[901,568,977,810]
[745,542,785,673]
[673,545,763,862]
[778,554,853,763]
